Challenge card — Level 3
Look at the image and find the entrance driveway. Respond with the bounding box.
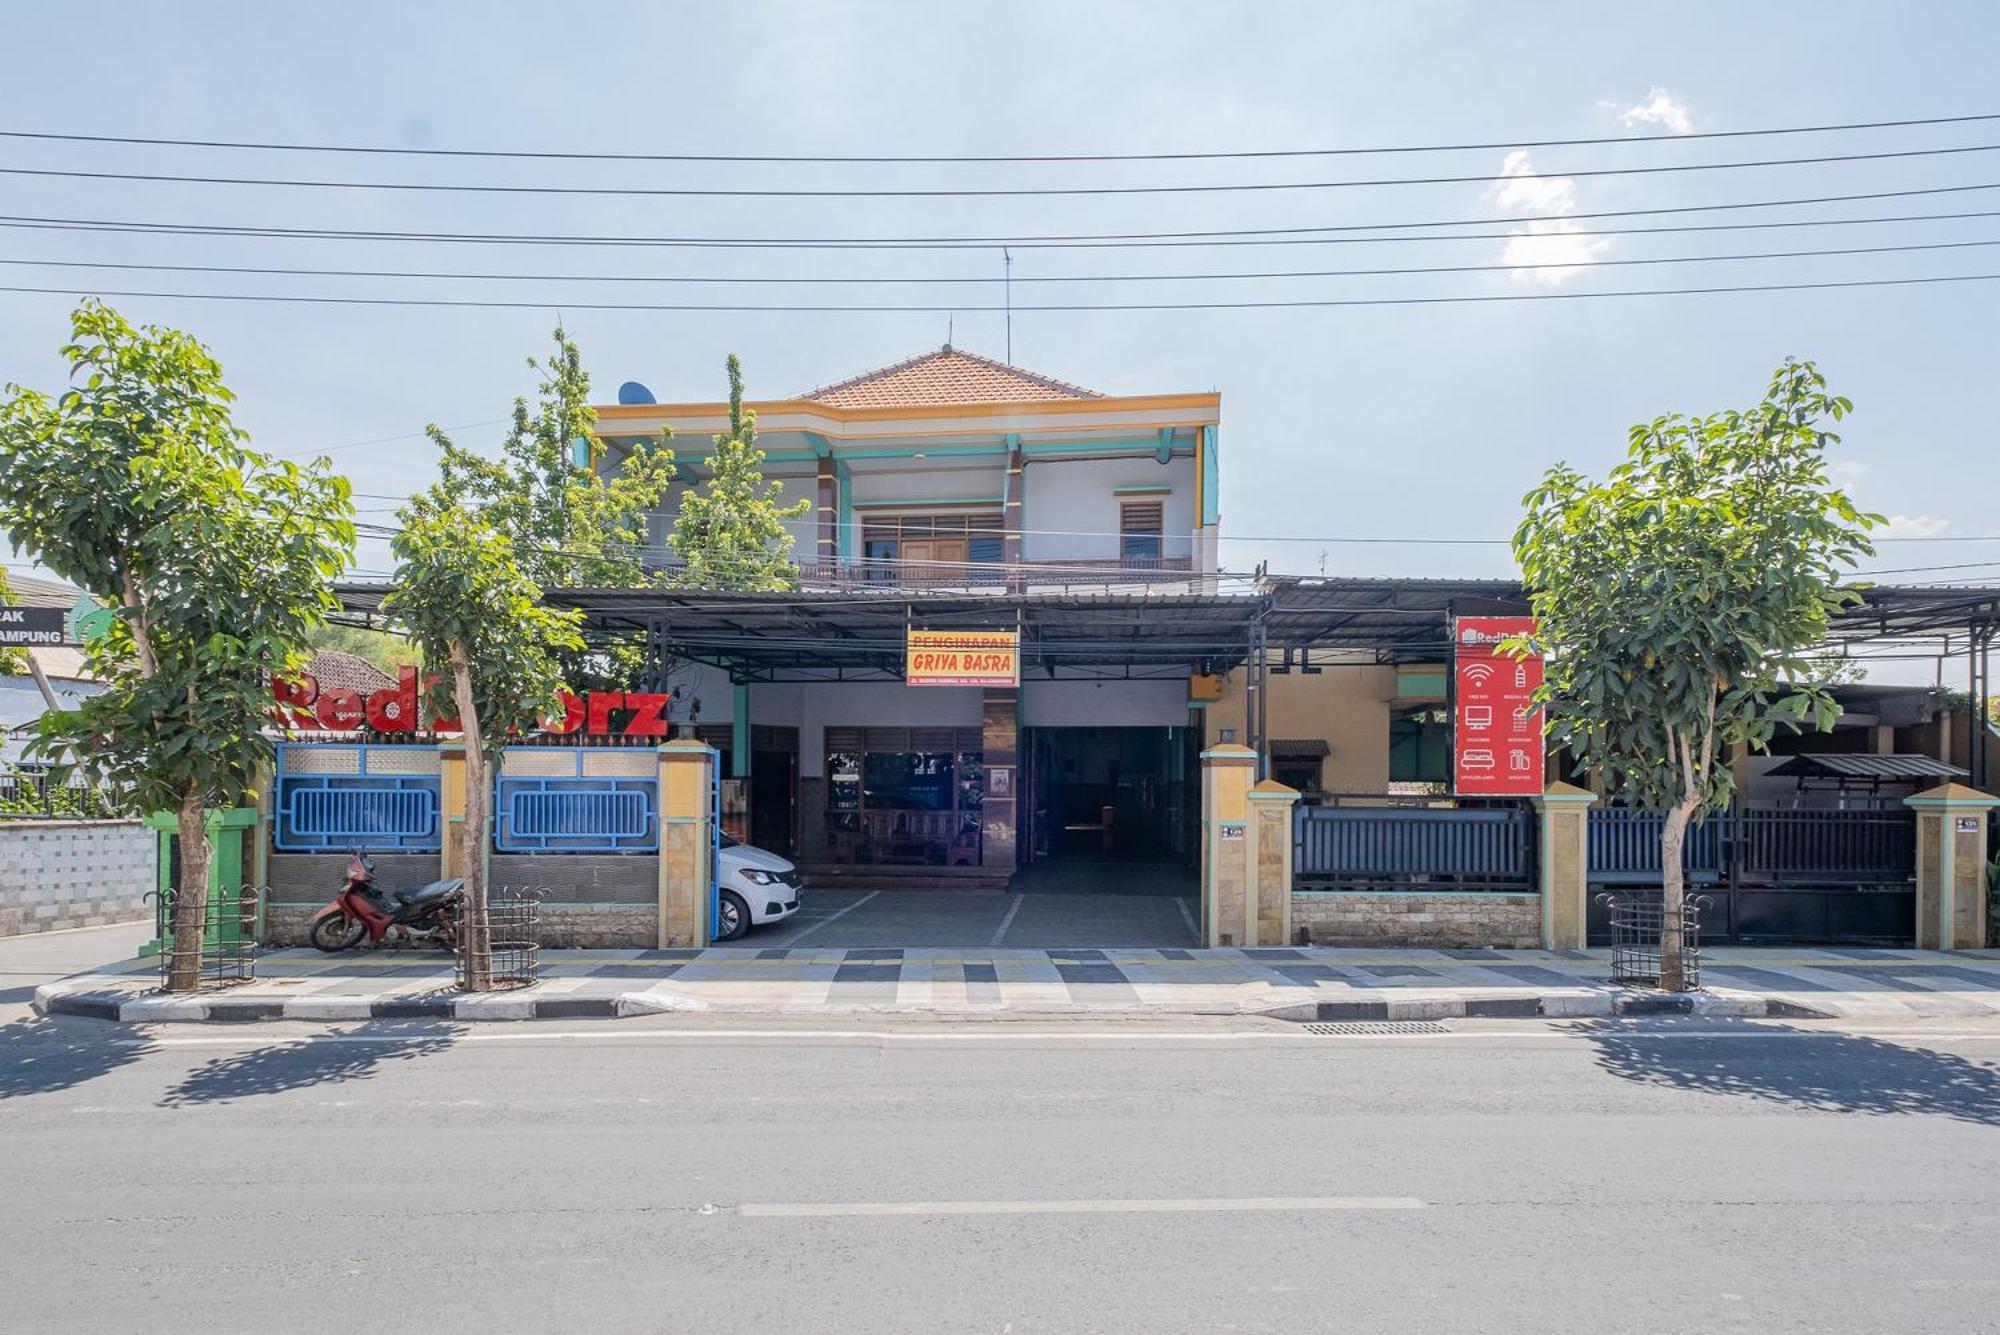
[746,882,1199,950]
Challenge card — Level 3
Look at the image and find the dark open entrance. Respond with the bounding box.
[1024,726,1196,867]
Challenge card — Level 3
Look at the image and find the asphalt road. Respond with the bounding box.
[6,997,2000,1335]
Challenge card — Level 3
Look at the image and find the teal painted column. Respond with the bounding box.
[732,682,750,779]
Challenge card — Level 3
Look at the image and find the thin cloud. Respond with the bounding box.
[1486,150,1610,284]
[1878,514,1952,539]
[1618,88,1694,134]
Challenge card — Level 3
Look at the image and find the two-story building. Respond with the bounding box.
[591,345,1224,885]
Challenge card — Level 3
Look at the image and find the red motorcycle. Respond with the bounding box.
[309,851,465,953]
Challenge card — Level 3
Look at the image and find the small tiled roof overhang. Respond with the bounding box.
[1269,739,1332,758]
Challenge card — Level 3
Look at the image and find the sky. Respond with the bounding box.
[2,0,1996,686]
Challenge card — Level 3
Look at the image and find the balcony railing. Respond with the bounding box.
[798,556,1198,591]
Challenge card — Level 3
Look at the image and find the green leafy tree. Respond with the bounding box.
[385,496,582,990]
[431,325,677,588]
[0,302,354,990]
[1512,359,1878,987]
[308,622,417,674]
[670,355,810,590]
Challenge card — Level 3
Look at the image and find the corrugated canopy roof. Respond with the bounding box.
[1765,753,1969,783]
[328,577,2000,683]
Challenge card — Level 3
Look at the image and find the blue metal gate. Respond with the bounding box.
[273,743,441,852]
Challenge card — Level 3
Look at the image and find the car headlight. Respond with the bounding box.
[741,869,783,885]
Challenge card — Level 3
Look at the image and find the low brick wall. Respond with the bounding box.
[1291,890,1541,949]
[0,819,157,937]
[264,850,662,948]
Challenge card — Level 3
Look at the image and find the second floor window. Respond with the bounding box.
[860,512,1005,582]
[1119,500,1164,561]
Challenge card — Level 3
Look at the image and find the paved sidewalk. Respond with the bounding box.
[32,943,2000,1023]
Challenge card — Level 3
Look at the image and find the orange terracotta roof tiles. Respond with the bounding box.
[800,346,1101,409]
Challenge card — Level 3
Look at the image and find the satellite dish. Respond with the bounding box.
[617,381,657,405]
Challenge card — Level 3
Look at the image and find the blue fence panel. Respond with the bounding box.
[494,748,658,853]
[1588,808,1725,885]
[273,744,442,852]
[1293,805,1534,890]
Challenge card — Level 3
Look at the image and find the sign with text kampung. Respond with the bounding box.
[905,629,1020,688]
[0,606,66,646]
[1452,615,1544,798]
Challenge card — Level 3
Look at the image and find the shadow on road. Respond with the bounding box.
[1581,1018,2000,1125]
[0,1015,145,1100]
[160,1022,460,1107]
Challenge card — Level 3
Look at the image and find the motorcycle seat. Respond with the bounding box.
[393,878,465,907]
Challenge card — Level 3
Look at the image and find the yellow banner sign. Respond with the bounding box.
[906,629,1020,688]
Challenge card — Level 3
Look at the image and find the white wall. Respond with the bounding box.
[1022,679,1189,727]
[843,458,1008,508]
[0,674,102,765]
[1020,456,1195,562]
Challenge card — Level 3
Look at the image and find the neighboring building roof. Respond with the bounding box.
[25,646,90,682]
[4,573,82,608]
[800,345,1102,409]
[304,649,396,697]
[1765,753,1969,783]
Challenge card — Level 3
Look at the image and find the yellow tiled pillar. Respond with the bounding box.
[658,740,716,949]
[1532,782,1597,950]
[1200,743,1257,947]
[438,741,467,880]
[1246,779,1300,947]
[1906,783,1999,950]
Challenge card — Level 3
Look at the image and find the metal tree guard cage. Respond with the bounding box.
[1598,891,1706,992]
[148,884,261,987]
[455,887,544,991]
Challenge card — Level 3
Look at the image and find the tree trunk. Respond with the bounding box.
[1657,799,1699,992]
[165,788,211,993]
[450,645,492,992]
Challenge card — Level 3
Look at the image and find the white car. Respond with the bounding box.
[715,834,802,941]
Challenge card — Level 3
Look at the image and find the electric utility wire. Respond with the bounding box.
[10,236,1999,287]
[336,496,2000,547]
[7,112,1996,163]
[8,183,1996,250]
[9,270,2000,312]
[6,142,1999,198]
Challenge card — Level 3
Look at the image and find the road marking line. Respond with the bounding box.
[987,895,1026,948]
[1175,898,1199,940]
[735,1196,1426,1218]
[773,891,880,947]
[115,1027,2000,1049]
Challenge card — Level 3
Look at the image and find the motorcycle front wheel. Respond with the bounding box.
[309,912,366,953]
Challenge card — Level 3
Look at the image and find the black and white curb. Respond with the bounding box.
[34,986,704,1024]
[1261,990,1835,1023]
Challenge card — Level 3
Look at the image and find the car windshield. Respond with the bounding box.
[718,833,741,848]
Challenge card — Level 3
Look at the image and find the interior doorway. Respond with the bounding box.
[1024,725,1196,868]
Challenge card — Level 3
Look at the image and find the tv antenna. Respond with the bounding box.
[1003,247,1013,363]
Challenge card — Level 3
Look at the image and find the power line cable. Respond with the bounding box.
[7,112,1997,163]
[8,270,2000,313]
[8,183,1997,250]
[7,143,2000,199]
[9,236,1999,287]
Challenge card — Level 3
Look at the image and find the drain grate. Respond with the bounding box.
[1301,1020,1452,1036]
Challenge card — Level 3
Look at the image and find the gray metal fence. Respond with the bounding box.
[1294,805,1535,891]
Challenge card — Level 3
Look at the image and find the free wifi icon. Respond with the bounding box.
[1462,661,1497,686]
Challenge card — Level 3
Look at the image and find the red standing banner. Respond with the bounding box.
[1452,616,1545,797]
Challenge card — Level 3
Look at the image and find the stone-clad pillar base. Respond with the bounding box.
[1246,779,1300,947]
[1906,783,1998,950]
[1531,783,1597,950]
[1200,744,1256,947]
[658,740,717,948]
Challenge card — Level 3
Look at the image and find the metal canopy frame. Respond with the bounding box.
[330,577,2000,678]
